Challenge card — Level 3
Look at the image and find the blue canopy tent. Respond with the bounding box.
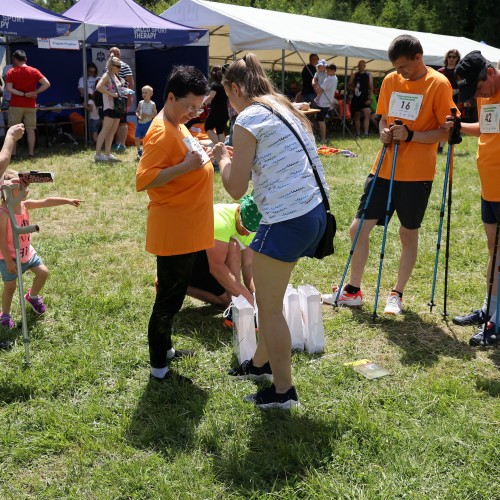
[0,0,81,40]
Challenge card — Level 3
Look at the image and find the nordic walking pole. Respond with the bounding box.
[334,140,390,306]
[1,183,39,366]
[373,119,402,319]
[428,108,461,312]
[442,108,461,317]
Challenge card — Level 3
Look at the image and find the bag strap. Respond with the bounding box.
[254,102,331,213]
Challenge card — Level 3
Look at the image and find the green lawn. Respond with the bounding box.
[0,134,498,499]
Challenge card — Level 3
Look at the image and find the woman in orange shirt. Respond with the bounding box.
[136,66,212,384]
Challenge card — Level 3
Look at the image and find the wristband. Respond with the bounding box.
[23,92,26,97]
[404,125,414,142]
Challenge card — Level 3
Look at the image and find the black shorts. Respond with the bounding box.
[316,107,330,122]
[355,174,433,229]
[350,96,371,113]
[188,251,225,296]
[103,108,120,119]
[481,197,500,224]
[204,111,228,135]
[119,113,127,124]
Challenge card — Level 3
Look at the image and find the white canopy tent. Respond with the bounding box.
[162,0,500,76]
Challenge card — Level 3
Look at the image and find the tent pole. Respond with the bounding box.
[82,23,88,147]
[281,49,285,93]
[343,56,348,138]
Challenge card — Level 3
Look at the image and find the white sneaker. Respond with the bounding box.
[329,285,363,306]
[107,154,121,162]
[94,154,109,162]
[384,292,403,315]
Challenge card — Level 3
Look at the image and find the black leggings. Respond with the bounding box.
[148,253,196,368]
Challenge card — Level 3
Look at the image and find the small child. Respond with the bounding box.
[86,93,101,144]
[0,170,82,329]
[312,59,327,102]
[135,85,157,159]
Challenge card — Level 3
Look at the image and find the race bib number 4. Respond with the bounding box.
[388,92,423,121]
[480,104,500,134]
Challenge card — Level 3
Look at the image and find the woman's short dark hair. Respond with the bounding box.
[163,66,208,102]
[87,62,98,72]
[210,65,223,82]
[388,35,423,62]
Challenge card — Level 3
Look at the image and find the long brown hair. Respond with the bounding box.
[223,53,312,132]
[443,49,461,67]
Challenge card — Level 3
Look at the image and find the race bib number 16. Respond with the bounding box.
[480,104,500,134]
[388,92,423,121]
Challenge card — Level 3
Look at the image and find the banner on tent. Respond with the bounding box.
[37,38,80,50]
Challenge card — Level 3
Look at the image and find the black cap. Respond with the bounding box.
[454,50,489,102]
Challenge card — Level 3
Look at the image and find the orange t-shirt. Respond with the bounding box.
[477,88,500,202]
[136,117,214,256]
[372,67,455,181]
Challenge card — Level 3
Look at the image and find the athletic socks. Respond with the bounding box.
[166,348,176,360]
[150,366,169,379]
[482,294,497,317]
[391,289,403,299]
[345,284,360,294]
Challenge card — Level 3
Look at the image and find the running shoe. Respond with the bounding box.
[244,384,300,410]
[323,285,363,306]
[25,289,46,315]
[228,359,273,381]
[384,292,403,315]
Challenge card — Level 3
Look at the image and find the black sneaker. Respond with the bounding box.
[0,340,13,350]
[149,371,193,384]
[470,322,500,347]
[244,384,300,409]
[452,309,488,326]
[228,359,273,381]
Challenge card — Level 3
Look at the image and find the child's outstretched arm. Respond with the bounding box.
[24,198,83,209]
[0,211,16,275]
[0,124,25,176]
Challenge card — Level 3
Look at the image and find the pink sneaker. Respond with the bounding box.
[25,289,46,315]
[0,312,14,329]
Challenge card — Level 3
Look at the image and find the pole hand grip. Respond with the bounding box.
[13,224,39,236]
[393,119,403,144]
[448,107,462,145]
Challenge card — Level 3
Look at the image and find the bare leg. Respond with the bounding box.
[115,123,128,146]
[29,264,48,297]
[362,108,371,135]
[186,286,228,307]
[393,226,419,292]
[104,119,120,156]
[2,280,17,314]
[353,111,361,136]
[348,218,378,288]
[252,252,296,393]
[206,129,218,145]
[26,128,36,156]
[318,121,326,143]
[485,222,499,302]
[95,117,115,156]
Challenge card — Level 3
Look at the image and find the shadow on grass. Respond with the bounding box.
[213,411,342,494]
[126,378,209,459]
[351,308,476,367]
[476,377,500,397]
[174,303,230,352]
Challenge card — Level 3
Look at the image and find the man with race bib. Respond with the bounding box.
[332,34,455,315]
[451,51,500,346]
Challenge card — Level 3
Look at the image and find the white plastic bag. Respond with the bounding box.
[231,295,257,364]
[284,285,305,350]
[298,285,325,354]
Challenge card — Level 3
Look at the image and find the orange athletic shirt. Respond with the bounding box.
[477,88,500,202]
[136,117,214,256]
[372,67,455,181]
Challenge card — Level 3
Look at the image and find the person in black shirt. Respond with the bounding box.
[204,65,229,144]
[301,54,319,103]
[348,60,373,137]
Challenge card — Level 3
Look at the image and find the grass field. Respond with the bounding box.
[0,133,498,499]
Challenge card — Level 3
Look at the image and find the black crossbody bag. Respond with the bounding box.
[255,103,336,259]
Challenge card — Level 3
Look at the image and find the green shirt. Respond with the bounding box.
[214,204,255,248]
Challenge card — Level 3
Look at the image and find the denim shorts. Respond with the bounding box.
[481,197,500,224]
[250,203,326,262]
[135,121,152,139]
[0,253,44,282]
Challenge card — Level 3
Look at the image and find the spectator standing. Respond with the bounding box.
[1,63,13,109]
[78,62,98,100]
[437,49,461,152]
[301,54,319,103]
[204,66,229,145]
[5,50,50,158]
[135,85,157,159]
[315,64,338,144]
[109,47,134,152]
[86,94,101,144]
[349,60,373,137]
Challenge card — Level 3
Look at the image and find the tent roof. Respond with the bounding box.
[0,0,80,39]
[162,0,500,75]
[64,0,208,46]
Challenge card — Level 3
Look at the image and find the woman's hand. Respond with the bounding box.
[184,151,204,171]
[212,142,231,164]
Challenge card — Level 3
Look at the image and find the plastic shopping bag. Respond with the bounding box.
[284,285,305,350]
[231,295,257,364]
[298,285,325,354]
